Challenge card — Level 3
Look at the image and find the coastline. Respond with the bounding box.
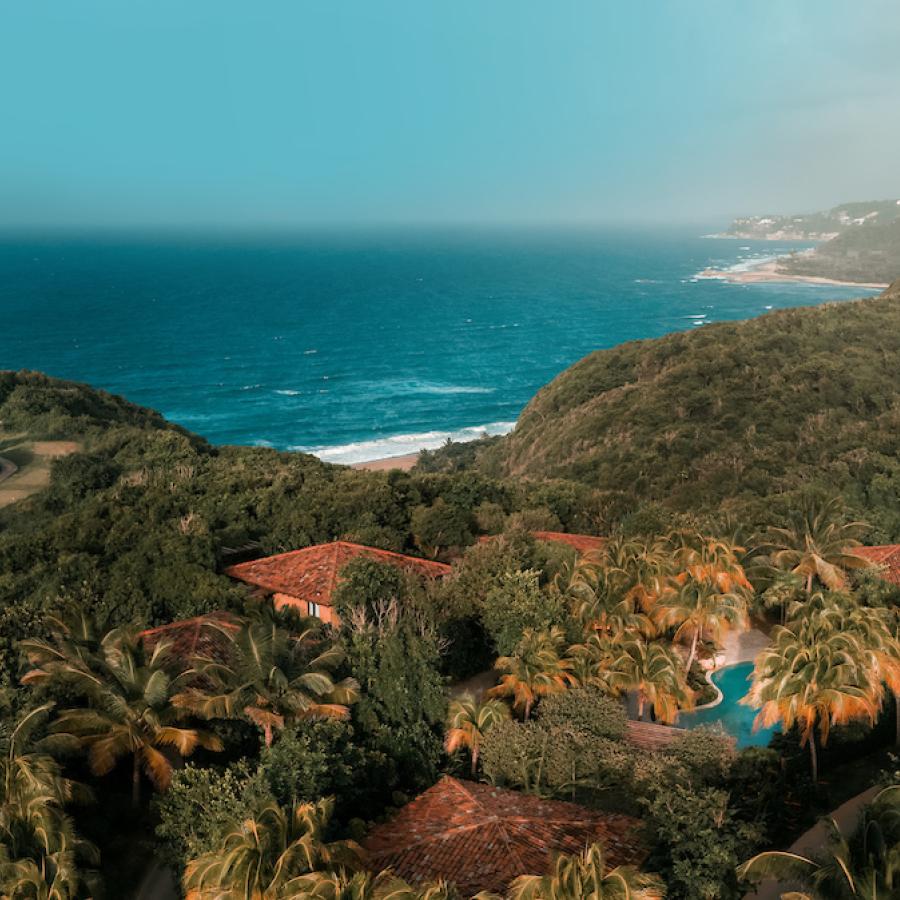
[697,258,889,289]
[351,452,420,472]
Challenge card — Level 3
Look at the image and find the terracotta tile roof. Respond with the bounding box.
[363,776,645,895]
[855,545,900,585]
[224,541,450,608]
[139,612,239,665]
[531,531,606,554]
[478,532,606,555]
[625,720,686,752]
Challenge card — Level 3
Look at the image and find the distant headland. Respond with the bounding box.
[701,199,900,287]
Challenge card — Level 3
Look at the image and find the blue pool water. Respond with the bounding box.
[678,662,778,749]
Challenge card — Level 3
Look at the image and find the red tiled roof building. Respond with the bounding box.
[225,541,451,624]
[363,776,645,895]
[855,545,900,586]
[139,612,239,665]
[479,531,605,556]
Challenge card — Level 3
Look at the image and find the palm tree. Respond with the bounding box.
[505,843,665,900]
[566,560,656,639]
[738,785,900,899]
[764,498,870,594]
[654,579,749,671]
[601,535,672,613]
[290,870,459,900]
[0,705,100,899]
[445,693,511,775]
[183,796,361,899]
[578,633,691,723]
[173,613,359,747]
[742,597,880,782]
[22,624,222,805]
[490,627,575,720]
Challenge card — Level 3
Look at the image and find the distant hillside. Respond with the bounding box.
[777,217,900,284]
[719,200,900,241]
[469,281,900,537]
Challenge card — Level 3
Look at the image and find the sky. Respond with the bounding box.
[2,1,899,228]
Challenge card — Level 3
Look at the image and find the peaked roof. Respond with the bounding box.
[625,720,686,752]
[855,544,900,585]
[478,531,606,555]
[224,541,451,608]
[531,531,606,554]
[363,776,644,895]
[139,612,239,664]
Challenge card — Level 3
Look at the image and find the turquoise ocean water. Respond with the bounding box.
[0,228,879,463]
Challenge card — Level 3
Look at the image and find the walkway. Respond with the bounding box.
[743,785,880,899]
[714,626,769,668]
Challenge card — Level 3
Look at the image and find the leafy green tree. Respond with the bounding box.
[482,570,565,656]
[505,843,665,900]
[342,599,447,794]
[183,796,360,899]
[535,686,627,741]
[174,612,359,748]
[154,761,271,876]
[260,718,372,812]
[411,499,473,558]
[445,693,511,775]
[21,621,222,805]
[642,782,759,900]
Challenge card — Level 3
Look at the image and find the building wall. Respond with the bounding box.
[272,592,338,625]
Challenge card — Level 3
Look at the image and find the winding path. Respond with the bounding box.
[743,786,880,899]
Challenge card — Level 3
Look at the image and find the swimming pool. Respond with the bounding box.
[677,661,779,749]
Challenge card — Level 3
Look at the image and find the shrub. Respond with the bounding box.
[537,687,627,741]
[666,725,736,788]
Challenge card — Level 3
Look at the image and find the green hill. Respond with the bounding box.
[722,199,900,241]
[777,218,900,284]
[471,281,900,537]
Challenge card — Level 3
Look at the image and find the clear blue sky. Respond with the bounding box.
[2,1,898,227]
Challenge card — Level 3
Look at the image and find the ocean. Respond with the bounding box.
[0,228,879,464]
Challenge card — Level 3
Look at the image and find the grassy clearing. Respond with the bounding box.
[0,431,79,508]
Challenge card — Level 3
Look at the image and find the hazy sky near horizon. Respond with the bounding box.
[3,1,899,228]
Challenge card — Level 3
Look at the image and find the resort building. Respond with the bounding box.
[363,776,644,895]
[139,612,239,665]
[224,540,451,624]
[856,544,900,585]
[479,530,606,555]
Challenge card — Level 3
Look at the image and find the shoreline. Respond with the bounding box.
[351,452,420,472]
[697,258,888,289]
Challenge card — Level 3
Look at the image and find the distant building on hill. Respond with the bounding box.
[856,544,900,586]
[363,776,645,895]
[224,540,451,624]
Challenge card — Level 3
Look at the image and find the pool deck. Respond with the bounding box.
[711,626,770,669]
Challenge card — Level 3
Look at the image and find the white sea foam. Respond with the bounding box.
[292,421,517,465]
[274,389,302,396]
[361,379,495,398]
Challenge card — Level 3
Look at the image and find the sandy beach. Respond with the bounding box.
[351,452,420,472]
[697,259,889,290]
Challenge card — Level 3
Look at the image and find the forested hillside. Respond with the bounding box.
[468,281,900,537]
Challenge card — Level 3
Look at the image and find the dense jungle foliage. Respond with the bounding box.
[450,282,900,537]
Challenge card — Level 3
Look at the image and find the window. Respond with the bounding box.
[308,602,321,618]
